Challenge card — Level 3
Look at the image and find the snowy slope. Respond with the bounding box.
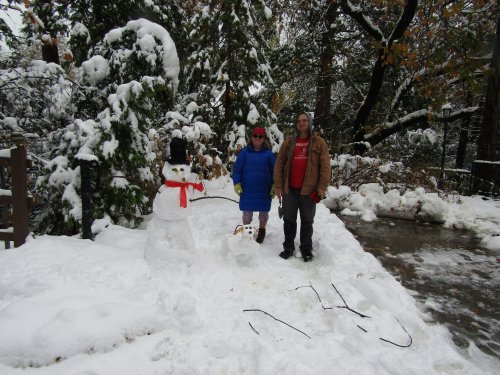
[0,181,497,374]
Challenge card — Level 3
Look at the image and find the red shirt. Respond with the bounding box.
[289,137,309,188]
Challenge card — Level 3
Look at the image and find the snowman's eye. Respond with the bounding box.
[180,168,184,172]
[172,168,178,172]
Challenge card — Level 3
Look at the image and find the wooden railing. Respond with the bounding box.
[0,146,31,248]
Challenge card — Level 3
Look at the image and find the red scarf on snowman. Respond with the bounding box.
[164,180,204,208]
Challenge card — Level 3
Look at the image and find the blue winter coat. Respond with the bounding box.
[232,144,276,212]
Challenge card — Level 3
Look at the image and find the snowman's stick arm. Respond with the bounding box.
[189,196,239,204]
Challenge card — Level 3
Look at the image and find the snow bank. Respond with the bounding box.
[0,183,496,374]
[324,184,500,250]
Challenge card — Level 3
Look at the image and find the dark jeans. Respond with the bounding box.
[282,188,316,254]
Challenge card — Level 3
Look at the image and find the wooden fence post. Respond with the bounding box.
[11,147,29,247]
[0,145,30,248]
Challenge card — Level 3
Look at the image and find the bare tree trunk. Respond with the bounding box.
[40,0,60,64]
[477,10,500,161]
[41,37,60,64]
[340,0,418,154]
[313,1,338,136]
[455,93,473,168]
[455,119,470,169]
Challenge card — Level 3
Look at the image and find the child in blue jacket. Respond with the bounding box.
[232,127,276,243]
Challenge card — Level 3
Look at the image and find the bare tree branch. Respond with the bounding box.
[248,321,259,335]
[243,309,312,339]
[357,325,368,333]
[331,282,371,319]
[290,282,332,310]
[379,317,413,348]
[340,0,385,41]
[388,0,418,43]
[364,107,480,149]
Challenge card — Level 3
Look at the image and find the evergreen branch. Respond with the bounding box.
[243,309,311,339]
[331,282,371,319]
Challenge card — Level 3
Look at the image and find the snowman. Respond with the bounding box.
[145,137,204,268]
[222,224,260,267]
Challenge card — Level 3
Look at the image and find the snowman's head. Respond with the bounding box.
[163,162,191,182]
[242,225,255,239]
[233,224,256,239]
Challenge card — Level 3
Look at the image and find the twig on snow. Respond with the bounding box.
[378,317,413,348]
[357,325,368,333]
[243,309,311,339]
[248,322,259,335]
[331,282,371,319]
[291,282,332,310]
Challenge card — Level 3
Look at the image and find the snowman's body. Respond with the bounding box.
[221,224,259,267]
[146,162,201,268]
[153,163,193,221]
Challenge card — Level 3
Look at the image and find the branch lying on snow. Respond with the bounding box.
[357,325,368,333]
[358,319,412,348]
[248,322,259,335]
[243,309,311,339]
[331,283,371,319]
[290,282,332,310]
[290,283,412,347]
[379,317,413,348]
[291,282,370,318]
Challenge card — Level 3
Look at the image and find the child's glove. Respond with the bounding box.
[234,183,243,196]
[270,184,275,197]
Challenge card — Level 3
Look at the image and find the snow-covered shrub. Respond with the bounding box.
[38,19,180,234]
[0,61,74,141]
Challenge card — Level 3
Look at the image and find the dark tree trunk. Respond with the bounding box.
[477,10,500,161]
[313,1,338,135]
[40,0,59,64]
[455,119,470,169]
[41,36,60,64]
[340,0,418,154]
[455,93,473,169]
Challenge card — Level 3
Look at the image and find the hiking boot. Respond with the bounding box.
[256,228,266,244]
[279,249,294,259]
[301,249,313,262]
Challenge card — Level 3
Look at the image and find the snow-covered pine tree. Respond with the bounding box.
[67,0,189,66]
[183,0,282,157]
[37,19,180,234]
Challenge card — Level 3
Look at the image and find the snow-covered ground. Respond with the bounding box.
[0,179,499,374]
